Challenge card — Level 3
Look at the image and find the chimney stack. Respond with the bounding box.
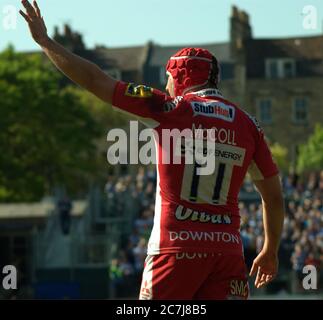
[230,6,252,58]
[53,24,85,53]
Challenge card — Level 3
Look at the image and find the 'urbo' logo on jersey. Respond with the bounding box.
[175,205,232,225]
[191,101,235,122]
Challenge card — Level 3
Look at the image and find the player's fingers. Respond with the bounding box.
[21,0,36,18]
[259,275,269,287]
[33,0,41,18]
[257,272,276,288]
[256,269,268,288]
[19,10,31,23]
[260,272,266,283]
[258,274,268,288]
[255,267,261,287]
[41,17,47,29]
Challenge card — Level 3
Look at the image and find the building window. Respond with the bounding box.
[266,59,296,79]
[257,99,272,124]
[267,61,279,79]
[293,97,308,124]
[283,60,295,78]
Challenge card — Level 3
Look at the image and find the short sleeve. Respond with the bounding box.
[112,81,171,128]
[247,120,279,181]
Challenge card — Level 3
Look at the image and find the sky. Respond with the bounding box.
[1,0,323,52]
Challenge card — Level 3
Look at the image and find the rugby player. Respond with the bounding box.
[20,0,285,299]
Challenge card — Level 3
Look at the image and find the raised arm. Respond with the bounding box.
[20,0,117,103]
[250,174,285,288]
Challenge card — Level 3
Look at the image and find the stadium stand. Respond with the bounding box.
[104,168,323,298]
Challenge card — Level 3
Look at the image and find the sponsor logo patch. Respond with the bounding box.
[169,231,240,244]
[176,252,211,260]
[228,279,249,299]
[191,101,235,122]
[175,205,232,225]
[125,83,153,98]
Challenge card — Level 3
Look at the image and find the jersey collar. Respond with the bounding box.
[185,88,224,99]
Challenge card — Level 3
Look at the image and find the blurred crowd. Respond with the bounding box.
[283,172,323,292]
[241,172,323,293]
[104,167,156,297]
[105,168,323,296]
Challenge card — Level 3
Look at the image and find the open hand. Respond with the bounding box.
[20,0,49,46]
[249,249,278,288]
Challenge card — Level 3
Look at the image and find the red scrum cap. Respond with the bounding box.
[166,47,220,96]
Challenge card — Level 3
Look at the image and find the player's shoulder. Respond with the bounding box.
[227,101,264,136]
[214,93,262,133]
[239,109,263,133]
[117,82,168,101]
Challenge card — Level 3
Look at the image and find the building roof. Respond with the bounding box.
[21,33,323,79]
[149,42,233,67]
[253,35,323,59]
[94,45,148,71]
[247,35,323,78]
[82,48,118,69]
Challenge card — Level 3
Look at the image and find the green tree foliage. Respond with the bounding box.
[270,142,289,173]
[0,46,102,202]
[68,86,130,130]
[297,124,323,173]
[66,87,132,179]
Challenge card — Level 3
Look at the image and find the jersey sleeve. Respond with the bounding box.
[112,81,171,128]
[247,119,279,181]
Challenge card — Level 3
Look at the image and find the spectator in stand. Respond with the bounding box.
[134,208,154,238]
[57,195,72,235]
[291,244,307,293]
[132,238,147,273]
[118,251,135,277]
[109,258,123,298]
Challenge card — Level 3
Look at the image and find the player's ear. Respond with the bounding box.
[166,73,175,97]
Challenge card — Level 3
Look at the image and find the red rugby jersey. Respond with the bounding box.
[112,82,279,255]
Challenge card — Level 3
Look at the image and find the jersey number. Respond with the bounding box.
[179,141,245,206]
[189,162,227,204]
